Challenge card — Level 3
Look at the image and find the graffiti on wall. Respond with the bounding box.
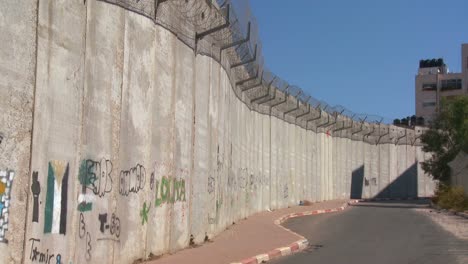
[227,171,236,189]
[28,238,62,264]
[78,159,113,212]
[140,201,151,225]
[44,161,69,235]
[256,173,269,187]
[31,171,41,223]
[0,170,14,243]
[249,173,259,193]
[207,176,215,194]
[97,212,120,241]
[208,198,223,225]
[78,213,92,261]
[119,164,146,196]
[238,168,248,190]
[154,176,186,206]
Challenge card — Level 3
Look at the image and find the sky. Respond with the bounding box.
[248,0,468,121]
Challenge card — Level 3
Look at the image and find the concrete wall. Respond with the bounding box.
[0,0,38,262]
[0,1,436,263]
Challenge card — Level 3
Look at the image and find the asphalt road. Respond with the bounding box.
[271,200,468,264]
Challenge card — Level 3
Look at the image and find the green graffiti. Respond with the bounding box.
[161,177,169,202]
[140,202,151,225]
[77,203,92,212]
[176,179,186,201]
[154,180,162,207]
[78,160,88,185]
[216,199,222,219]
[43,162,55,233]
[154,177,186,207]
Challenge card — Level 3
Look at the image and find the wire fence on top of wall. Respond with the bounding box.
[97,0,423,146]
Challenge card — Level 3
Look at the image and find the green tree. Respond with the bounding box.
[421,96,468,182]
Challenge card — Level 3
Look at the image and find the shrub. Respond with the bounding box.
[434,184,468,212]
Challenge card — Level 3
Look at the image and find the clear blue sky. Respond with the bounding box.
[249,0,468,120]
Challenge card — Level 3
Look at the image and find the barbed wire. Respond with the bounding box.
[96,0,420,145]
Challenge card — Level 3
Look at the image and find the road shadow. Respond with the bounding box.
[351,200,430,210]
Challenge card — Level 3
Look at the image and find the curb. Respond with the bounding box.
[230,200,360,264]
[429,201,468,220]
[454,211,468,219]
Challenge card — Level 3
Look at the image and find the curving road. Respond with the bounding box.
[271,200,468,264]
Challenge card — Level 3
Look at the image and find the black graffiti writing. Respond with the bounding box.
[98,213,120,238]
[31,171,41,223]
[150,172,155,190]
[86,232,92,261]
[29,238,62,264]
[283,185,289,199]
[207,176,215,194]
[98,214,107,233]
[83,159,113,197]
[258,174,268,186]
[79,213,86,239]
[110,213,121,238]
[78,213,92,261]
[249,174,257,192]
[228,172,236,188]
[238,168,248,190]
[119,164,146,196]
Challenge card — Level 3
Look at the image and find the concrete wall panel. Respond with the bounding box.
[262,115,271,210]
[378,144,390,198]
[146,15,176,257]
[191,54,210,243]
[25,1,87,263]
[78,2,125,264]
[0,0,38,262]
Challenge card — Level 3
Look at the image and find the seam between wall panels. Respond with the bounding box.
[21,1,40,262]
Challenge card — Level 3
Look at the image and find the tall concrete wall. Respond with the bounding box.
[0,1,436,263]
[0,0,38,262]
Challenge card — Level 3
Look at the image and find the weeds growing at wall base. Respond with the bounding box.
[433,184,468,212]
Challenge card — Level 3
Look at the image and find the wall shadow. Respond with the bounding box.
[349,162,418,199]
[352,201,429,210]
[350,165,364,199]
[376,162,418,199]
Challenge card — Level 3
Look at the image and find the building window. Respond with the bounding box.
[422,101,436,107]
[422,83,437,91]
[440,79,462,91]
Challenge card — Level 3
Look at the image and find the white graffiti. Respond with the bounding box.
[0,170,15,243]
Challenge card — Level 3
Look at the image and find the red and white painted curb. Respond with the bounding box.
[230,200,360,264]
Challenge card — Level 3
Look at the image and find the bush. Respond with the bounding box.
[434,184,468,212]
